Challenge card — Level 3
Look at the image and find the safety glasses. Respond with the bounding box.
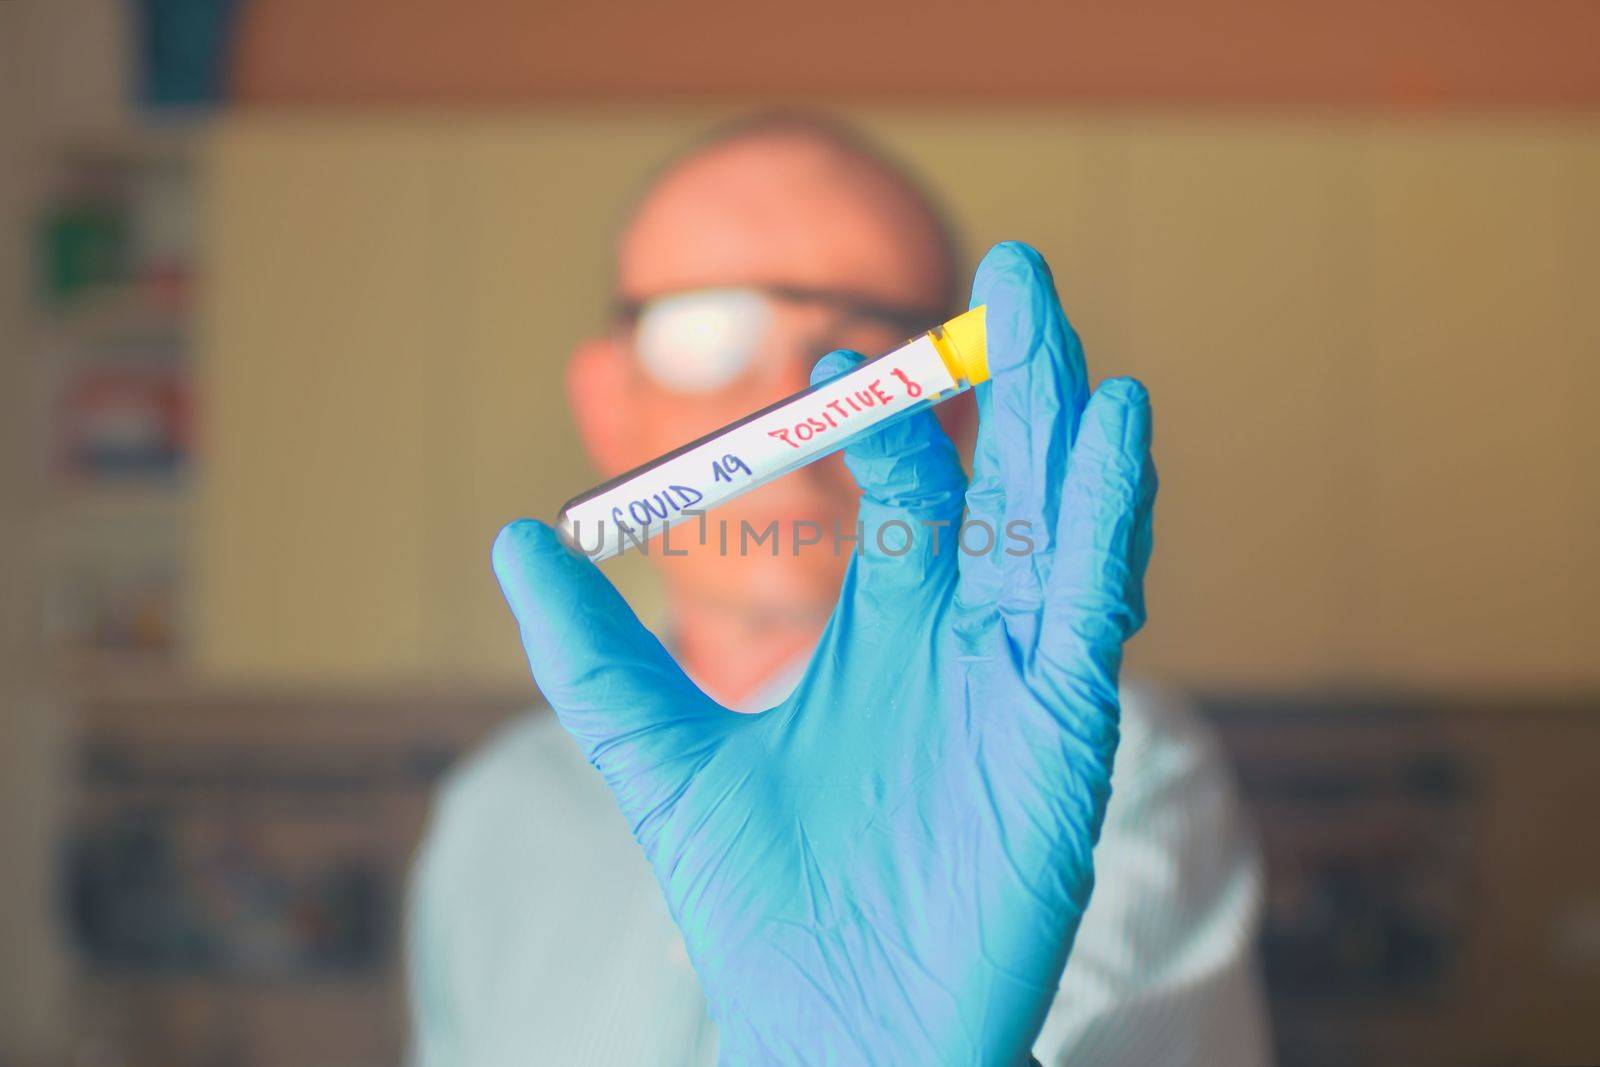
[614,285,946,394]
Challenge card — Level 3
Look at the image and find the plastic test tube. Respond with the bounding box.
[558,306,989,562]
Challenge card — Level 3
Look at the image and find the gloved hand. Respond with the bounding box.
[492,242,1157,1066]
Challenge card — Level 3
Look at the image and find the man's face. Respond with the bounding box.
[567,133,958,621]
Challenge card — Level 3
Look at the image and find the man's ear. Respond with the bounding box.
[567,336,636,477]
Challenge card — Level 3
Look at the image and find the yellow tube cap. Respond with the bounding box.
[934,305,989,385]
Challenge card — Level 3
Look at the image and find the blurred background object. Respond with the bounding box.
[1,1,1597,1065]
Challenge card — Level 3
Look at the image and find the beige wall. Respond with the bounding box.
[196,110,1600,693]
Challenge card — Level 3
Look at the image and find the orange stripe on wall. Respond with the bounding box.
[232,0,1600,109]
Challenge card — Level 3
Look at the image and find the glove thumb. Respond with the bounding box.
[492,520,726,841]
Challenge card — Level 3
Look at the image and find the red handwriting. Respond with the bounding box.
[891,367,923,398]
[766,378,903,449]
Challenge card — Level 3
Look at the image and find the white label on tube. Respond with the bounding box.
[563,335,959,560]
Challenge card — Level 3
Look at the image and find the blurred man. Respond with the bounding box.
[408,115,1271,1065]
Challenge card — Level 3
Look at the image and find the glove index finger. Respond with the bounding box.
[810,350,966,614]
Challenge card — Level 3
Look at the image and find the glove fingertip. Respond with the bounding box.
[1090,375,1150,408]
[492,519,576,618]
[493,516,553,570]
[809,348,866,388]
[969,242,1067,377]
[971,241,1050,306]
[1079,377,1152,457]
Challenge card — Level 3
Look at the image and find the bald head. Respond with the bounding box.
[570,118,969,658]
[616,116,959,316]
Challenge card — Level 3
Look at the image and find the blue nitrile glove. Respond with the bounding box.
[492,242,1157,1066]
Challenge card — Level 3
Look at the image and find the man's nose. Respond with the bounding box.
[771,346,820,399]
